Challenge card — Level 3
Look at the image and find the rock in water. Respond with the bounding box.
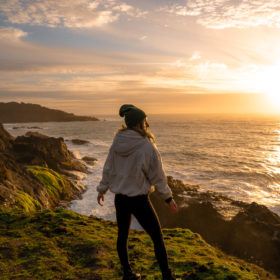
[71,139,91,145]
[82,156,97,166]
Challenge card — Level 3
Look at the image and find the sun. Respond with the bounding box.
[254,62,280,112]
[265,89,280,106]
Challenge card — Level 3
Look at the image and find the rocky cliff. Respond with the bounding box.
[150,176,280,277]
[13,131,88,175]
[0,101,98,123]
[0,124,87,212]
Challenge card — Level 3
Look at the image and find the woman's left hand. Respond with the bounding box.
[168,199,179,213]
[97,192,105,206]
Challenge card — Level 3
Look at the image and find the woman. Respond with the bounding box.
[96,104,178,280]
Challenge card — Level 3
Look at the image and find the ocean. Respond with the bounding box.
[4,114,280,227]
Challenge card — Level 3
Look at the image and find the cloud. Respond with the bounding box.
[113,3,146,17]
[160,1,280,29]
[0,0,146,28]
[0,37,266,97]
[0,27,27,42]
[189,51,201,61]
[139,35,147,40]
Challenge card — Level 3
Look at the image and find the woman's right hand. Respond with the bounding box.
[168,199,178,213]
[97,192,105,206]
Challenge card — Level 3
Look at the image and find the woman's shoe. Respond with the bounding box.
[122,270,141,280]
[162,268,176,280]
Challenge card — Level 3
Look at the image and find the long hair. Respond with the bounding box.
[118,120,156,143]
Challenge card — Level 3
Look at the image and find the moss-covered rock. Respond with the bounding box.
[0,208,276,280]
[27,166,65,199]
[15,191,41,213]
[0,165,85,214]
[1,124,87,213]
[27,165,85,204]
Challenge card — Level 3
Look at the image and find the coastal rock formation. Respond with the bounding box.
[0,124,87,212]
[0,101,98,123]
[150,176,280,277]
[82,156,97,166]
[13,131,88,174]
[0,123,14,151]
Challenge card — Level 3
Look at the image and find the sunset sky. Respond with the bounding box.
[0,0,280,115]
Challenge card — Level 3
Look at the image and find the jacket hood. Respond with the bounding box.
[112,129,147,156]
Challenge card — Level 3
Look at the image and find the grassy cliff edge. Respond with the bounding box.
[0,208,276,280]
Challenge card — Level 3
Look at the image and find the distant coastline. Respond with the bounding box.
[0,101,99,123]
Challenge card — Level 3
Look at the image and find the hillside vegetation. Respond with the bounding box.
[0,208,276,280]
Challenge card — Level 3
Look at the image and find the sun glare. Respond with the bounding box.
[266,89,280,107]
[262,71,280,105]
[253,62,280,112]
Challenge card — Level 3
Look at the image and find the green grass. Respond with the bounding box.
[0,165,77,214]
[27,165,67,200]
[0,166,75,214]
[15,191,41,213]
[0,208,276,280]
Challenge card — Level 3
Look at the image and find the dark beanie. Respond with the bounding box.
[119,104,147,128]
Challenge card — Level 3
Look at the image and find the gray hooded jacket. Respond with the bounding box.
[96,129,172,200]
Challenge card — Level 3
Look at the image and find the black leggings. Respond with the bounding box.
[114,193,170,273]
